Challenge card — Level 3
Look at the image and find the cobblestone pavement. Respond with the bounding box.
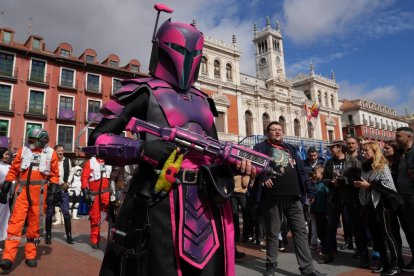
[0,216,413,276]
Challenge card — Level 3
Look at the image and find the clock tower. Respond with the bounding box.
[253,17,286,80]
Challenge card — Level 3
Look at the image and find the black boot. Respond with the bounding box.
[64,217,74,244]
[45,216,52,245]
[263,263,276,276]
[0,259,13,270]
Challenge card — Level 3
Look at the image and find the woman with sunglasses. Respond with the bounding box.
[354,142,401,276]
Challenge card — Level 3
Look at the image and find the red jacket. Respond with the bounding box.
[81,158,110,192]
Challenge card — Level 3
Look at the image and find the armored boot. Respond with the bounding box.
[64,217,74,244]
[45,216,52,244]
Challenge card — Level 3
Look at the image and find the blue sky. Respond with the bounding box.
[2,0,414,114]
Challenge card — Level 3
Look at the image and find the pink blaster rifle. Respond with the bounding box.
[125,117,275,176]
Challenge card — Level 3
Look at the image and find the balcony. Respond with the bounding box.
[375,122,380,128]
[369,120,374,126]
[24,103,48,120]
[363,119,368,125]
[85,83,104,95]
[0,68,18,83]
[27,72,50,88]
[346,120,355,126]
[86,112,103,123]
[0,101,14,116]
[56,108,76,121]
[58,78,78,91]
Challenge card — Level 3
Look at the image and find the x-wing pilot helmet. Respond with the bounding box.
[149,20,204,90]
[27,128,49,150]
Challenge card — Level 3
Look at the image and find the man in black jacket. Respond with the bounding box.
[319,140,367,267]
[254,121,325,276]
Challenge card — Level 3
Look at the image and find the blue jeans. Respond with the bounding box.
[46,190,70,219]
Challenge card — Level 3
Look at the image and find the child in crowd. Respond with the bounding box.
[310,165,329,255]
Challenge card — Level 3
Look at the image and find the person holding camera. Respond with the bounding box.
[319,140,368,267]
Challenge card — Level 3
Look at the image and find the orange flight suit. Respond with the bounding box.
[81,157,110,245]
[2,147,59,262]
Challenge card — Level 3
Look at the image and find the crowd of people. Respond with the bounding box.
[232,124,414,276]
[0,128,133,272]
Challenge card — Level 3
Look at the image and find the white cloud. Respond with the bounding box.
[338,80,401,105]
[282,0,397,44]
[287,51,346,77]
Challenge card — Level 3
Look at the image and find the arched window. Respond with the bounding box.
[245,111,253,136]
[304,90,311,100]
[214,60,220,78]
[330,94,335,108]
[324,93,328,107]
[226,64,232,81]
[294,119,301,136]
[262,113,270,135]
[279,116,286,134]
[201,56,207,74]
[318,91,322,105]
[307,121,314,138]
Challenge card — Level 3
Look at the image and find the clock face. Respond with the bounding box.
[276,56,281,66]
[259,57,267,66]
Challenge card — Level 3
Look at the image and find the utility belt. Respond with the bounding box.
[179,164,234,205]
[177,169,199,185]
[90,187,110,196]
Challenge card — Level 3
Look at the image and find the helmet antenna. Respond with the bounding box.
[152,3,173,43]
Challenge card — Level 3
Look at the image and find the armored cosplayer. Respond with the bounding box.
[82,4,271,276]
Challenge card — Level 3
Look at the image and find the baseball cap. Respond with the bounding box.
[327,140,346,148]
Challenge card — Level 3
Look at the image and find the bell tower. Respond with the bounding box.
[253,17,286,80]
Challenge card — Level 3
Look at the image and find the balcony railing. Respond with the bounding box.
[369,120,374,126]
[24,103,48,120]
[56,108,76,121]
[27,72,50,88]
[347,120,354,126]
[58,78,78,91]
[375,122,380,128]
[86,112,103,123]
[0,68,18,83]
[0,101,14,116]
[85,83,104,94]
[363,119,368,125]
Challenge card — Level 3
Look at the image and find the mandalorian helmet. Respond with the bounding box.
[27,128,49,149]
[149,19,204,90]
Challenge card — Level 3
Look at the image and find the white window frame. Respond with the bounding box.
[56,124,75,152]
[85,72,101,92]
[112,77,123,95]
[29,57,48,82]
[87,98,102,114]
[0,81,14,110]
[214,105,228,133]
[0,50,16,75]
[27,88,46,114]
[59,67,76,88]
[0,117,11,137]
[58,94,75,113]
